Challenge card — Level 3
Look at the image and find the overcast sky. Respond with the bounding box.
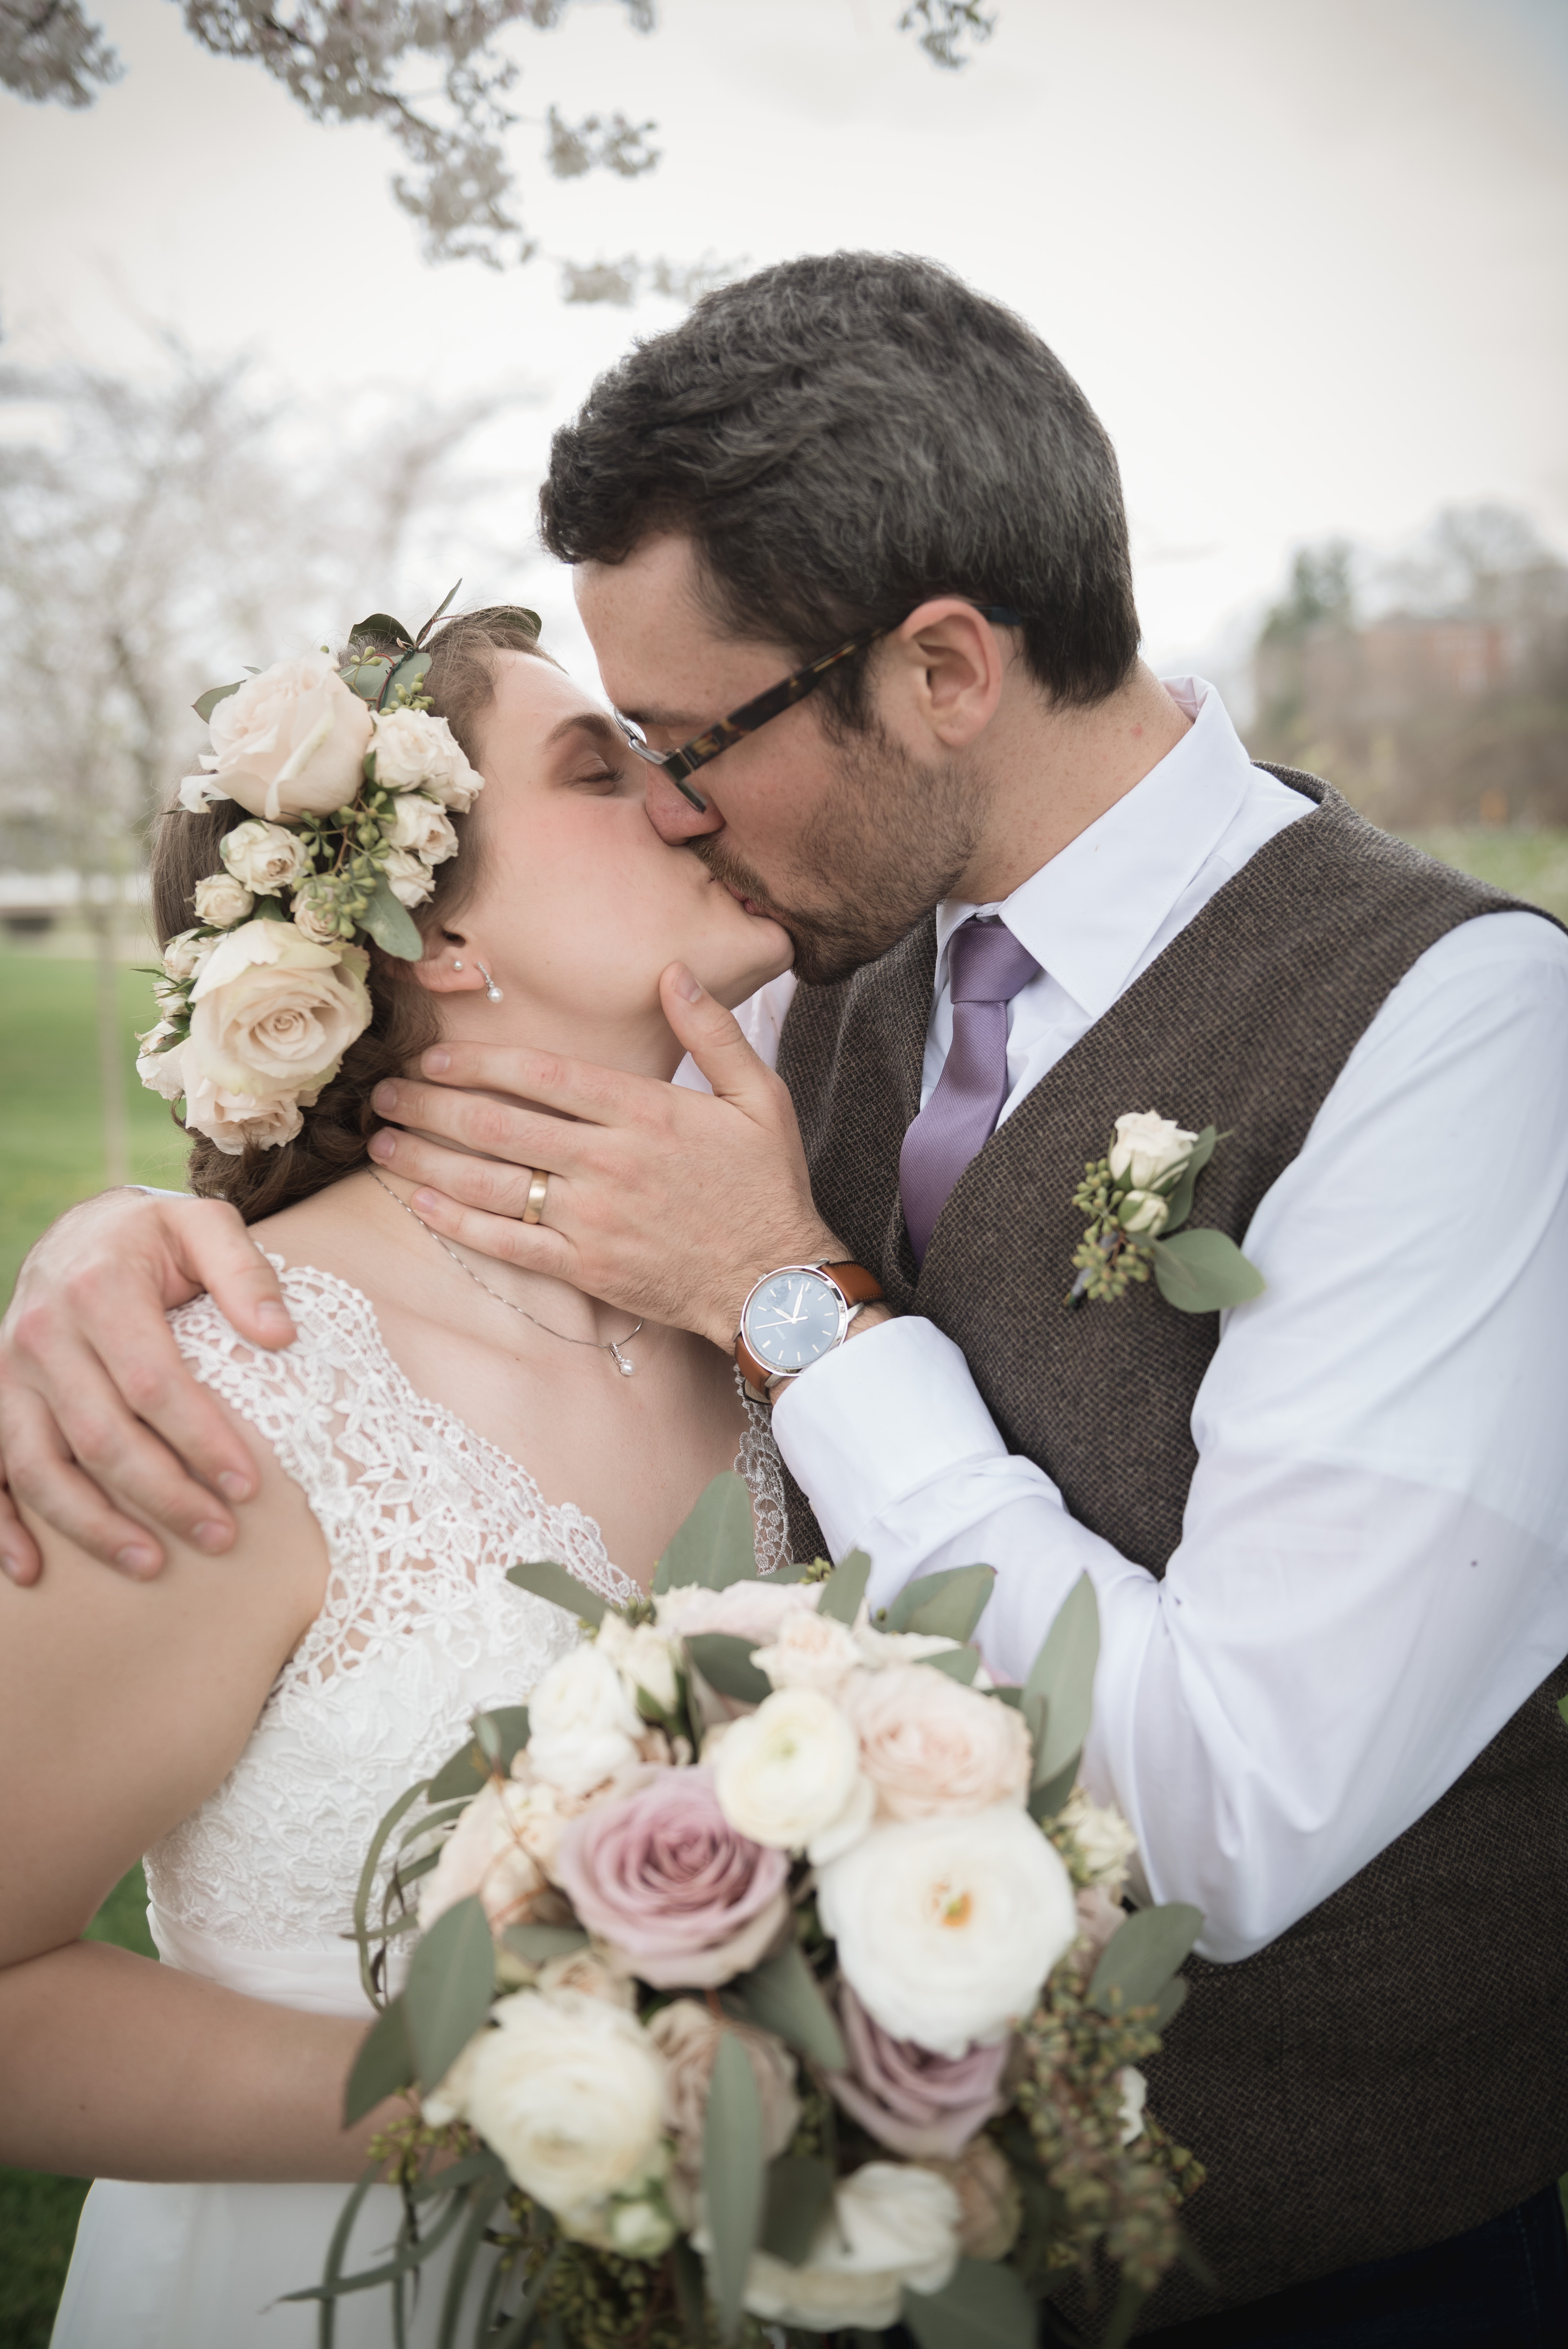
[3,0,1564,688]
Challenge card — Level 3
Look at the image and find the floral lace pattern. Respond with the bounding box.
[144,1260,788,1952]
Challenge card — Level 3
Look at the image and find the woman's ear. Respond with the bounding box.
[412,938,488,998]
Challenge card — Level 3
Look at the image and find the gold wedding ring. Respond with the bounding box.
[522,1169,550,1226]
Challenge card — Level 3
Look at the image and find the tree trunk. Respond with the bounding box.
[89,889,130,1189]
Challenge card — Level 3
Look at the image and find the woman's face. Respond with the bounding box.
[435,652,792,1069]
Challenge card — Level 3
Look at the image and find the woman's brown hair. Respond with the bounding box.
[150,608,549,1223]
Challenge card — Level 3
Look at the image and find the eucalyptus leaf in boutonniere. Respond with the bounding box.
[1069,1111,1265,1314]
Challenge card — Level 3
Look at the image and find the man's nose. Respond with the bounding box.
[643,765,724,843]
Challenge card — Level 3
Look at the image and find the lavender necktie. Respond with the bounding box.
[899,917,1042,1269]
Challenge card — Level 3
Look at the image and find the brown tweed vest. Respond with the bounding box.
[776,772,1568,2328]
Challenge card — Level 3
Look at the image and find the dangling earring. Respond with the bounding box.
[477,961,503,1003]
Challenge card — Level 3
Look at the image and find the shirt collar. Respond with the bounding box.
[935,677,1256,1020]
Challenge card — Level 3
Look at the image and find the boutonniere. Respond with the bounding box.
[1069,1112,1265,1314]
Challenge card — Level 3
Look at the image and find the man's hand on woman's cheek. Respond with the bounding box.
[0,1190,293,1581]
[367,964,842,1352]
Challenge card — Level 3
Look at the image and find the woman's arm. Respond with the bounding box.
[0,1394,397,2181]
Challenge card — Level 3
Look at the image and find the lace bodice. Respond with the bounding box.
[144,1261,787,1953]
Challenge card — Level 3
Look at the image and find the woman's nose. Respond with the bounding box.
[643,765,724,843]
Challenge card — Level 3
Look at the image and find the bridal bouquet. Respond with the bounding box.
[300,1477,1205,2349]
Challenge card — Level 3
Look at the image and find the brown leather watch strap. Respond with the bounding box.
[734,1261,884,1393]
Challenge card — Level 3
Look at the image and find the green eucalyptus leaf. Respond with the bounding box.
[193,677,244,723]
[915,1644,981,1684]
[686,1631,771,1706]
[1151,1973,1188,2032]
[473,1705,531,1772]
[1022,1572,1099,1789]
[386,649,433,703]
[253,895,290,920]
[760,2154,834,2265]
[702,2031,766,2344]
[671,2239,709,2348]
[351,612,414,650]
[344,1994,416,2124]
[1099,2273,1149,2349]
[282,2178,472,2301]
[901,2256,1036,2349]
[1158,1123,1219,1229]
[815,1548,871,1624]
[1027,1755,1080,1822]
[359,877,424,961]
[1150,1227,1265,1314]
[435,2177,510,2349]
[1089,1903,1204,2016]
[501,1922,590,1964]
[403,1895,495,2092]
[884,1562,995,1640]
[427,1737,494,1805]
[415,580,463,645]
[734,1936,847,2072]
[651,1471,757,1592]
[506,1557,608,1625]
[341,653,395,703]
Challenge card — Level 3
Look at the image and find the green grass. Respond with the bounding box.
[1401,827,1568,923]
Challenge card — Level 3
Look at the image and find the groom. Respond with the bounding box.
[4,253,1568,2339]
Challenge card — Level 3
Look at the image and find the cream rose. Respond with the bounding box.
[384,790,458,865]
[204,653,373,822]
[734,2163,960,2333]
[751,1607,862,1695]
[647,2001,800,2177]
[191,871,254,928]
[162,928,211,982]
[595,1614,682,1716]
[653,1579,821,1645]
[182,1069,304,1155]
[186,923,370,1101]
[219,819,312,897]
[135,1030,189,1103]
[418,1779,547,1935]
[383,847,436,907]
[817,1804,1078,2057]
[371,705,485,810]
[461,1988,668,2212]
[843,1665,1032,1823]
[1108,1110,1197,1190]
[711,1685,869,1855]
[527,1644,644,1797]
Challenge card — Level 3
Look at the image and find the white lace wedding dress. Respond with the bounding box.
[51,1259,788,2349]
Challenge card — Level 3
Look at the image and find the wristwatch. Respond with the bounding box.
[734,1260,885,1394]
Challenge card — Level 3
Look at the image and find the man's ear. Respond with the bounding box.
[412,937,488,998]
[887,599,1010,750]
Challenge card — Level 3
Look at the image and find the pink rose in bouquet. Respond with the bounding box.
[827,1980,1010,2159]
[554,1764,789,1987]
[843,1662,1032,1823]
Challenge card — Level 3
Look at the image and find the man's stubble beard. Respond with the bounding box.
[692,724,984,988]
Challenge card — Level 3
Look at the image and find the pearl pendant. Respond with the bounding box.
[611,1345,636,1376]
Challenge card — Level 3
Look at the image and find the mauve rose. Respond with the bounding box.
[827,1980,1009,2158]
[554,1766,789,1988]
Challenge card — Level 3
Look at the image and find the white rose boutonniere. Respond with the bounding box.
[1070,1113,1265,1314]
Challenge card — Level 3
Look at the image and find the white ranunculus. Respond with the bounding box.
[204,653,373,823]
[527,1643,644,1797]
[711,1685,867,1853]
[383,790,459,865]
[162,928,211,982]
[185,922,371,1103]
[595,1614,682,1716]
[816,1804,1078,2057]
[735,2163,960,2333]
[371,705,485,811]
[219,819,312,897]
[1117,1189,1170,1236]
[751,1607,862,1695]
[461,1988,667,2212]
[383,847,436,907]
[1108,1110,1197,1191]
[1119,2066,1148,2144]
[191,871,254,929]
[182,1069,305,1155]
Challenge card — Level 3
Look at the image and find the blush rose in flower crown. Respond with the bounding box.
[137,586,531,1157]
[291,1476,1208,2349]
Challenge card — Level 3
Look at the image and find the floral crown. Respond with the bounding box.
[137,586,540,1158]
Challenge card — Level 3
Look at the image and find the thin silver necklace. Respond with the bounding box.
[369,1169,643,1377]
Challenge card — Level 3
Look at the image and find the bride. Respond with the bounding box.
[0,606,795,2346]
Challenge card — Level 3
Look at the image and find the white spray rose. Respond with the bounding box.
[162,928,211,982]
[1108,1110,1197,1190]
[219,819,311,897]
[1057,1786,1140,1895]
[653,1579,821,1644]
[202,653,373,823]
[711,1685,869,1855]
[817,1804,1078,2057]
[383,790,459,866]
[461,1988,667,2212]
[733,2163,960,2333]
[527,1643,644,1797]
[417,1778,547,1935]
[751,1607,862,1695]
[595,1614,682,1716]
[1117,1189,1171,1236]
[382,847,436,907]
[135,1030,190,1103]
[291,894,342,946]
[191,871,254,928]
[185,923,370,1104]
[181,1069,305,1155]
[371,705,485,810]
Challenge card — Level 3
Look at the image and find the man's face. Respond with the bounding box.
[575,533,984,986]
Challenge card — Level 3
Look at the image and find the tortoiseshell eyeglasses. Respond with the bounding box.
[613,603,1025,812]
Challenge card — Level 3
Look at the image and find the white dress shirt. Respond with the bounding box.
[731,679,1568,1963]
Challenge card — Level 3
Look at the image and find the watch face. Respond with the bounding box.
[743,1270,845,1375]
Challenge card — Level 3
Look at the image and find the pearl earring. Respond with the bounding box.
[451,959,464,971]
[477,961,503,1003]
